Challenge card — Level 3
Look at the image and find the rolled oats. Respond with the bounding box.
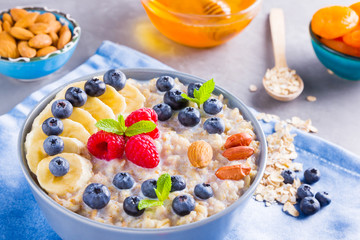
[263,67,302,96]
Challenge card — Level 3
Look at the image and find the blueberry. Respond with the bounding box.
[281,169,296,184]
[83,183,111,209]
[123,196,145,217]
[203,98,223,115]
[203,117,225,134]
[42,117,63,136]
[187,83,202,98]
[172,194,196,216]
[300,196,320,215]
[103,69,126,91]
[194,183,214,200]
[164,89,188,110]
[170,175,186,192]
[65,87,87,107]
[178,107,201,127]
[315,191,331,207]
[43,136,64,156]
[153,103,173,121]
[297,184,314,199]
[113,172,135,190]
[156,76,175,92]
[141,179,157,198]
[49,156,69,177]
[304,167,320,184]
[84,78,106,97]
[51,99,73,119]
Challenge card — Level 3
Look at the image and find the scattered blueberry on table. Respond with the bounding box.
[300,196,320,215]
[304,167,321,184]
[281,169,296,184]
[315,191,331,207]
[297,184,314,199]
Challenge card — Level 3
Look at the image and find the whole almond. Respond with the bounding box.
[57,25,71,49]
[10,8,28,22]
[188,140,213,168]
[36,46,57,57]
[49,31,58,46]
[222,146,254,160]
[215,164,251,180]
[0,32,19,58]
[36,13,56,23]
[15,12,39,28]
[3,21,11,32]
[29,23,50,34]
[3,13,14,26]
[224,133,253,149]
[28,34,52,48]
[18,41,36,58]
[48,20,61,33]
[10,27,34,40]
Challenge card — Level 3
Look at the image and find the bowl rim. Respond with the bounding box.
[18,68,267,234]
[0,6,81,63]
[309,23,360,61]
[141,0,262,18]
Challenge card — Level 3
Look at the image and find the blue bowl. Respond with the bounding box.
[19,69,267,240]
[0,7,81,80]
[310,24,360,81]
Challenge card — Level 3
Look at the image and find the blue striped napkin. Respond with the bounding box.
[0,41,359,240]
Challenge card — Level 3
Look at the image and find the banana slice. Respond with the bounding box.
[25,119,91,173]
[36,153,93,196]
[81,97,115,121]
[97,85,126,117]
[118,82,146,115]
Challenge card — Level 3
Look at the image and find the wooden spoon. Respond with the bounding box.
[263,8,304,102]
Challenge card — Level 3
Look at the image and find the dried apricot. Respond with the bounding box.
[350,2,360,17]
[311,6,359,39]
[320,38,360,57]
[343,26,360,48]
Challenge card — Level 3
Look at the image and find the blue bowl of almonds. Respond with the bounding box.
[19,68,267,240]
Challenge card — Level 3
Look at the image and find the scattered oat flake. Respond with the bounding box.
[263,67,302,96]
[249,84,258,92]
[286,116,318,133]
[306,96,317,102]
[283,202,299,217]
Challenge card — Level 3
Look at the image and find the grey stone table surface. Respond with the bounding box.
[0,0,359,156]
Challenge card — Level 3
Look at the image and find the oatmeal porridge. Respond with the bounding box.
[24,69,260,228]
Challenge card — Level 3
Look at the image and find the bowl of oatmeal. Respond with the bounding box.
[18,68,267,240]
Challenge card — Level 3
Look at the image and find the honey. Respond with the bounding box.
[141,0,260,48]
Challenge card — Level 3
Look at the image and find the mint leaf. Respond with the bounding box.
[156,173,171,201]
[125,120,156,137]
[181,79,215,108]
[95,119,124,135]
[155,188,162,201]
[138,199,163,210]
[197,78,215,104]
[117,115,127,133]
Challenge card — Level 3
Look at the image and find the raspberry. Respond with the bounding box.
[87,130,125,161]
[125,108,159,139]
[125,135,160,168]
